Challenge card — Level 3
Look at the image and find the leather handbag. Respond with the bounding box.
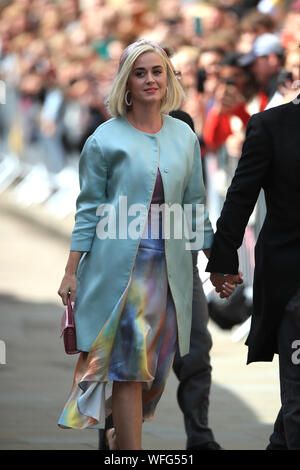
[60,293,80,355]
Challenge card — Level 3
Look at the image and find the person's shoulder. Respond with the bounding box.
[252,98,298,126]
[92,117,122,139]
[164,113,195,137]
[164,114,197,148]
[81,118,124,155]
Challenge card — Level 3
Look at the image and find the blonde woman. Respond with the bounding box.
[57,39,233,450]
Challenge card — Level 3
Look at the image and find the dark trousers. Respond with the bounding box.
[267,287,300,450]
[172,252,216,449]
[99,252,216,449]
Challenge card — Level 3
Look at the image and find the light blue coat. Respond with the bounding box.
[70,114,213,356]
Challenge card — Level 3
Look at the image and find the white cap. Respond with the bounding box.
[238,33,284,67]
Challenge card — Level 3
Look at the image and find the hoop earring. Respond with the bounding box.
[164,87,168,100]
[125,90,132,106]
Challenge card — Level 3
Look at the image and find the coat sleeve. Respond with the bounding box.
[205,112,272,274]
[182,135,214,251]
[70,134,108,252]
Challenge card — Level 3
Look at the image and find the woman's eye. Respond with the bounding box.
[135,70,162,77]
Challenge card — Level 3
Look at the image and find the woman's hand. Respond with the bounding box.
[210,272,243,299]
[218,280,237,299]
[57,272,77,306]
[58,251,84,305]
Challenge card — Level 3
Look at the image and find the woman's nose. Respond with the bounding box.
[146,72,155,83]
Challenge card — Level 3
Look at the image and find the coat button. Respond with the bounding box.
[164,168,168,173]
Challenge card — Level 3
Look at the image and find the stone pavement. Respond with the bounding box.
[0,189,281,450]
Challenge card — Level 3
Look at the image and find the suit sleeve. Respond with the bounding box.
[183,135,214,251]
[70,134,107,252]
[205,112,272,274]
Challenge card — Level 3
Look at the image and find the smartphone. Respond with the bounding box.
[194,17,202,37]
[197,68,207,93]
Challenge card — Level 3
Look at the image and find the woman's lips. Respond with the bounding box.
[144,88,158,93]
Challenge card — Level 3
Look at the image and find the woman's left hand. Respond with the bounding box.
[210,272,243,299]
[219,281,237,299]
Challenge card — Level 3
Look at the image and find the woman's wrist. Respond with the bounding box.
[64,268,77,276]
[65,251,84,275]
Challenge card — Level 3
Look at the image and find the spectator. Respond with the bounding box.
[59,0,80,31]
[37,69,66,174]
[239,32,285,102]
[197,46,224,132]
[203,52,263,152]
[285,47,300,83]
[265,46,300,108]
[239,8,275,54]
[171,46,203,133]
[280,1,300,50]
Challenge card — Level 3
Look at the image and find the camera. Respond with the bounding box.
[197,68,207,93]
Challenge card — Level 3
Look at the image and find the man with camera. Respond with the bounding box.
[203,51,267,153]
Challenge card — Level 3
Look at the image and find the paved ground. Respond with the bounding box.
[0,195,281,450]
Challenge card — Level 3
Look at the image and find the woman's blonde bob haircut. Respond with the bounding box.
[108,39,185,117]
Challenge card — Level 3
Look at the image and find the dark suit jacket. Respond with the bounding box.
[206,98,300,363]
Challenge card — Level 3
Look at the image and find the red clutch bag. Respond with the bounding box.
[60,293,80,355]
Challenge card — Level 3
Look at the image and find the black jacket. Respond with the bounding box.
[206,97,300,363]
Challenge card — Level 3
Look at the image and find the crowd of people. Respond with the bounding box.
[0,0,300,305]
[2,0,300,451]
[0,0,299,172]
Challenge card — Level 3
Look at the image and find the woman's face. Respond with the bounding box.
[127,51,168,107]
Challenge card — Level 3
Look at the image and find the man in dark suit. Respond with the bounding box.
[206,95,300,449]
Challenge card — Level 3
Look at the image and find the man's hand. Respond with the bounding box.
[210,272,243,299]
